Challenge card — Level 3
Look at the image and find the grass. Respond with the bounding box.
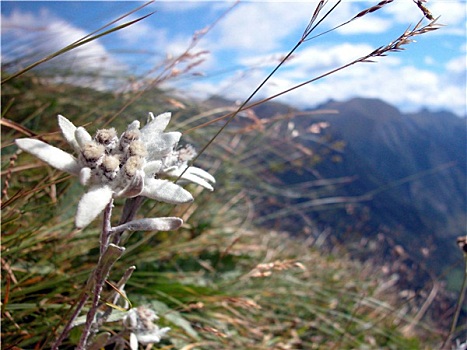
[1,73,447,349]
[1,1,463,349]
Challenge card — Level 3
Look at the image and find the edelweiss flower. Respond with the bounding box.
[15,112,215,228]
[123,306,170,349]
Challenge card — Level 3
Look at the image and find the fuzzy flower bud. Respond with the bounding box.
[95,128,118,153]
[128,140,148,158]
[81,142,105,169]
[120,129,140,151]
[100,155,120,182]
[123,156,144,179]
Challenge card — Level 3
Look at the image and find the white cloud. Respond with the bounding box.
[2,2,464,116]
[1,8,124,79]
[115,13,157,46]
[157,0,232,12]
[383,0,426,23]
[211,2,311,52]
[440,39,466,102]
[446,55,466,74]
[384,0,466,35]
[287,42,377,73]
[263,63,465,116]
[336,15,392,35]
[182,39,465,117]
[430,1,466,31]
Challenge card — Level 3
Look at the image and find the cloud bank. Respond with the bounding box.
[1,1,465,116]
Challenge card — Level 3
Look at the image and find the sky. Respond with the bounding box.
[1,1,466,117]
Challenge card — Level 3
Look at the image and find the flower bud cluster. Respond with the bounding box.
[78,124,148,197]
[162,144,197,171]
[123,306,170,346]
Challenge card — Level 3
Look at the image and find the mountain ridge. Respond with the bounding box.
[252,97,466,279]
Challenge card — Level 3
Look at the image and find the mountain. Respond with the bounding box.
[254,97,466,281]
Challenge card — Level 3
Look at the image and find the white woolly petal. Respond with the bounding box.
[123,309,138,329]
[136,327,170,344]
[143,160,163,176]
[75,185,113,229]
[180,174,214,191]
[75,127,92,148]
[79,167,92,186]
[144,132,181,159]
[142,178,193,204]
[166,168,214,191]
[165,166,215,190]
[183,166,216,184]
[140,112,172,137]
[146,112,155,123]
[57,115,80,152]
[114,217,183,232]
[15,138,81,175]
[127,120,140,130]
[130,333,138,350]
[115,171,144,198]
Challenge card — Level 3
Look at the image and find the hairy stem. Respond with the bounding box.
[76,201,125,349]
[112,196,145,245]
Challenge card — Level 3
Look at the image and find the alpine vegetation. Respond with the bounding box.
[15,112,215,349]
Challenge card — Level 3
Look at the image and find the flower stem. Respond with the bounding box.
[50,200,115,349]
[112,196,144,245]
[54,193,144,348]
[51,292,89,350]
[101,199,114,254]
[76,200,125,349]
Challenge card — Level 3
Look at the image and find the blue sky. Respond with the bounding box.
[2,1,466,116]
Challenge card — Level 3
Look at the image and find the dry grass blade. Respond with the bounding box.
[354,0,394,18]
[1,118,37,138]
[301,0,337,40]
[413,0,434,20]
[305,0,394,41]
[181,1,341,179]
[371,17,442,55]
[250,18,442,113]
[440,240,467,349]
[247,259,306,278]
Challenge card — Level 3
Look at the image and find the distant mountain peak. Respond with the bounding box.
[321,97,402,123]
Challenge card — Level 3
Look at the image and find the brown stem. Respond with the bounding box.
[50,292,89,350]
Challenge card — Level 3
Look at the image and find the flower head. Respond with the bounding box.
[123,306,170,349]
[15,112,215,228]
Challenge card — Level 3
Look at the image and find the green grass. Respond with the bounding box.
[1,73,445,349]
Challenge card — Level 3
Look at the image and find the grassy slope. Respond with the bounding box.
[1,74,443,349]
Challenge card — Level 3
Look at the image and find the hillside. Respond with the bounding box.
[252,97,466,285]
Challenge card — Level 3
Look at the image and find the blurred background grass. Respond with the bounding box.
[1,71,445,349]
